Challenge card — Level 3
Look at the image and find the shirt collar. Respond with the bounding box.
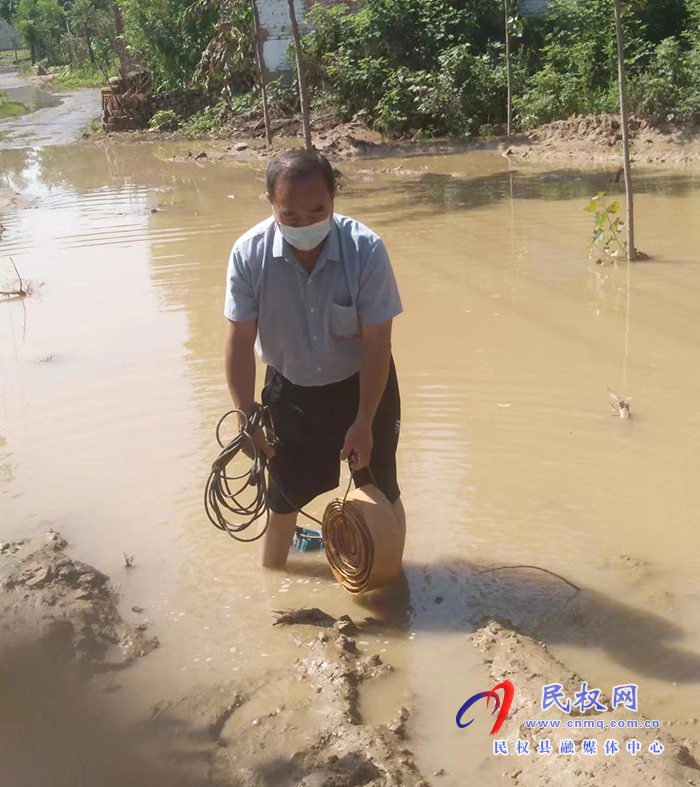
[272,214,339,262]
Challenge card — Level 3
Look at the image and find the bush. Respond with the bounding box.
[627,36,700,121]
[121,0,218,92]
[301,0,509,136]
[149,109,182,131]
[52,62,115,89]
[181,100,225,135]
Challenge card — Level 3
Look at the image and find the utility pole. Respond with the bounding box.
[286,0,313,149]
[250,0,272,147]
[613,0,636,261]
[504,0,513,137]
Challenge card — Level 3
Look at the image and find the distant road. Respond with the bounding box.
[0,72,102,149]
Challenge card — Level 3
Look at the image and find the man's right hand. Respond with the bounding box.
[241,424,276,460]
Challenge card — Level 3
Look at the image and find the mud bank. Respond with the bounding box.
[83,109,700,171]
[509,114,700,170]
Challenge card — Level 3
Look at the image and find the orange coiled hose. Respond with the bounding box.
[322,485,403,594]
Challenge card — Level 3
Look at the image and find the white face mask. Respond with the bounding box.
[277,215,332,251]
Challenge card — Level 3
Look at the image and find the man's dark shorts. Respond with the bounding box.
[261,357,401,514]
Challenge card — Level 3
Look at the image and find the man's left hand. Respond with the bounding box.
[340,418,373,470]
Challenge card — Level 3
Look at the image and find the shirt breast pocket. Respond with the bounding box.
[330,301,360,338]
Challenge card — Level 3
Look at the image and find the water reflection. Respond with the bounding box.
[352,167,700,221]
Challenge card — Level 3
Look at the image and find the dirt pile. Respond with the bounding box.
[527,114,654,147]
[473,621,700,786]
[0,529,158,667]
[515,113,700,169]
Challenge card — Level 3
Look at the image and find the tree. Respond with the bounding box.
[250,0,271,145]
[9,23,23,59]
[121,0,220,91]
[14,0,65,64]
[504,0,513,136]
[69,0,98,64]
[0,0,18,23]
[502,0,524,136]
[613,0,636,261]
[186,0,256,98]
[286,0,312,149]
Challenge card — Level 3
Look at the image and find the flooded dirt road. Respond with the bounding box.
[0,72,101,149]
[2,143,700,784]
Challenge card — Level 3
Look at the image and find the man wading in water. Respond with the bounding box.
[223,149,406,569]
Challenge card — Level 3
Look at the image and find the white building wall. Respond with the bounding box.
[519,0,549,15]
[258,0,307,74]
[0,19,20,51]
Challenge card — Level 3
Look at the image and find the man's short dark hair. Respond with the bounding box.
[266,149,336,198]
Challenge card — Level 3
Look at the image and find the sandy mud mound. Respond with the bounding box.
[472,621,700,786]
[513,113,700,169]
[146,607,429,787]
[0,529,158,667]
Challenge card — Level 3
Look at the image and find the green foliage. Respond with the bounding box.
[515,0,649,127]
[66,0,117,77]
[52,61,116,88]
[627,35,700,120]
[121,0,218,91]
[188,0,255,97]
[302,0,514,137]
[689,0,700,29]
[14,0,64,63]
[180,99,224,135]
[585,192,626,264]
[149,108,182,131]
[0,0,19,23]
[10,0,117,71]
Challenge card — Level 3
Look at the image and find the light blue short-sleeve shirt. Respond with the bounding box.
[224,213,403,387]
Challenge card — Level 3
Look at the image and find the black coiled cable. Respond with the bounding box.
[204,403,326,542]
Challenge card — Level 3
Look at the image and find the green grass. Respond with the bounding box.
[0,49,30,66]
[0,99,26,118]
[51,63,116,90]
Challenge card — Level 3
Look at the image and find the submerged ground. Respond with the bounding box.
[3,75,700,786]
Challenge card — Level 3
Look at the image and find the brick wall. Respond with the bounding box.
[101,75,214,132]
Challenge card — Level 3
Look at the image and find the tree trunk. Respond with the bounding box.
[250,0,272,146]
[613,0,636,261]
[30,43,35,65]
[113,3,128,79]
[84,23,96,65]
[286,0,312,150]
[65,18,77,68]
[504,0,513,137]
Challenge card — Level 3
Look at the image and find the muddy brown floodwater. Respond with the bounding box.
[2,143,700,786]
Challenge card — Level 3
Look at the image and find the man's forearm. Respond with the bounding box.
[224,328,256,425]
[357,335,391,425]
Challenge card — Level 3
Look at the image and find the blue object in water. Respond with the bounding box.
[292,527,324,552]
